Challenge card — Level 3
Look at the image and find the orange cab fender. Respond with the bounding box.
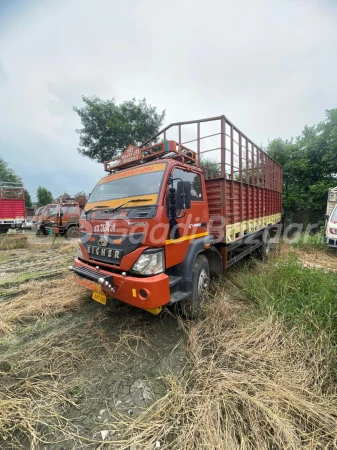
[173,234,220,291]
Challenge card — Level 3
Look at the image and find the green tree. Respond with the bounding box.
[74,96,165,163]
[36,186,53,207]
[56,191,70,200]
[74,191,86,197]
[0,155,22,183]
[267,109,337,220]
[24,189,32,207]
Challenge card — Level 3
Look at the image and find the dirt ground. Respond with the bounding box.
[0,234,186,449]
[296,248,337,271]
[1,233,336,449]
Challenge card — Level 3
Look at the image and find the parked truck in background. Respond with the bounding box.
[37,195,88,238]
[69,115,282,318]
[324,187,337,248]
[0,182,26,233]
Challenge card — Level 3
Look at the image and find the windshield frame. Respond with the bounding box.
[87,162,167,207]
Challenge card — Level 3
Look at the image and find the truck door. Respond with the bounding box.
[67,205,79,225]
[61,205,78,227]
[165,167,209,267]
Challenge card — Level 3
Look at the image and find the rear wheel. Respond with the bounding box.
[181,254,210,319]
[66,226,80,239]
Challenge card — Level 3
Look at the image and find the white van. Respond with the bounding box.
[325,187,337,248]
[325,205,337,248]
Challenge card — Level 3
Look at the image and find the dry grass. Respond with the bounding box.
[0,234,28,250]
[58,240,78,254]
[1,245,337,449]
[111,281,337,450]
[0,289,150,449]
[0,275,88,336]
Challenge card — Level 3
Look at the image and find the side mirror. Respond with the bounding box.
[176,181,191,210]
[59,212,64,218]
[324,214,330,220]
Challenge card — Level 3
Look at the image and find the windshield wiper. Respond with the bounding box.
[84,205,110,216]
[110,198,151,214]
[85,198,152,217]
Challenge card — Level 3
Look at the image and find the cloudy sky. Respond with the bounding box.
[0,0,336,201]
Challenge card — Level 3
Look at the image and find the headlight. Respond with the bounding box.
[77,246,84,259]
[329,228,337,235]
[131,249,165,275]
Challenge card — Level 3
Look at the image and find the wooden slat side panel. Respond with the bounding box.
[205,179,224,232]
[206,180,282,222]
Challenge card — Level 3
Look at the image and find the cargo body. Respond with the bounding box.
[70,115,282,317]
[0,182,26,233]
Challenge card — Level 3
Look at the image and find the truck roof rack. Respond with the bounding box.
[0,182,23,189]
[139,115,282,187]
[104,140,197,173]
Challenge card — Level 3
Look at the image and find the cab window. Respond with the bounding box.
[171,168,203,201]
[68,206,78,214]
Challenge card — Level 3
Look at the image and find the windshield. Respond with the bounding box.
[88,163,166,204]
[331,206,337,221]
[51,205,61,216]
[44,205,56,216]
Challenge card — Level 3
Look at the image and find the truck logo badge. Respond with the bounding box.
[98,236,108,247]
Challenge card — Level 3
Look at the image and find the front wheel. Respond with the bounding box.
[66,226,80,239]
[181,254,210,319]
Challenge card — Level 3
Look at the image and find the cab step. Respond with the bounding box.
[169,276,183,288]
[169,290,190,305]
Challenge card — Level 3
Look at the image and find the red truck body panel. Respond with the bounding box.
[0,198,25,220]
[0,183,26,230]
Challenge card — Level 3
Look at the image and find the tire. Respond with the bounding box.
[256,229,271,259]
[181,254,210,319]
[66,226,80,239]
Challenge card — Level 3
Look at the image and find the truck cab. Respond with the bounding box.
[38,202,82,238]
[71,141,210,315]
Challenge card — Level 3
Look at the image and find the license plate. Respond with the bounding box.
[92,290,107,305]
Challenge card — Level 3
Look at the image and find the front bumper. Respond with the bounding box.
[326,237,337,248]
[71,257,171,309]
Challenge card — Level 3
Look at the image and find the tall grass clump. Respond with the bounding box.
[291,232,326,252]
[237,253,337,346]
[0,234,28,250]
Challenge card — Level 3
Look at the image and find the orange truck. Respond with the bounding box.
[69,116,282,317]
[37,199,87,238]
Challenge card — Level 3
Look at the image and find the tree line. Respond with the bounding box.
[267,109,337,221]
